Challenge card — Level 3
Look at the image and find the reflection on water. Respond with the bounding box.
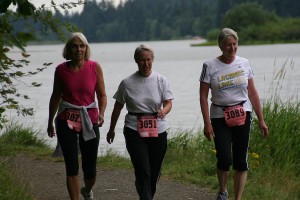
[5,41,300,155]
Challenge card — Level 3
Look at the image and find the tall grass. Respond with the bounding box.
[246,60,300,199]
[0,122,50,156]
[244,99,300,200]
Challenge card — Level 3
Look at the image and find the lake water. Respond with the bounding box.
[5,40,300,156]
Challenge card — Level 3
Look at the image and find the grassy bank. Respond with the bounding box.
[163,99,300,200]
[1,97,299,200]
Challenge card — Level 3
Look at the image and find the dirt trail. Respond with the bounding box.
[10,154,215,200]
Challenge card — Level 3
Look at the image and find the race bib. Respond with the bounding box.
[223,104,246,127]
[65,109,82,132]
[137,115,158,137]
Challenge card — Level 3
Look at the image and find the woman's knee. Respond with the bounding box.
[217,155,232,171]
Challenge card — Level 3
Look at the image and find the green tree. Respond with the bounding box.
[0,0,83,129]
[221,2,278,32]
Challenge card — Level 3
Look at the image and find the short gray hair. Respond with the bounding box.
[134,44,154,62]
[218,28,239,47]
[63,32,91,60]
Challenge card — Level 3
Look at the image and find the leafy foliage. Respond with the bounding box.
[0,0,83,129]
[221,2,278,32]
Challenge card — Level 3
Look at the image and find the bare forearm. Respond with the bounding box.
[200,97,210,125]
[109,101,124,131]
[109,109,121,131]
[162,100,172,114]
[48,97,60,125]
[98,95,107,117]
[199,82,211,125]
[249,94,264,121]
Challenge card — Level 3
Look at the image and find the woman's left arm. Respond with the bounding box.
[248,78,268,138]
[95,62,107,127]
[158,99,172,119]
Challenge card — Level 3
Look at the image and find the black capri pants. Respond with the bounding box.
[56,119,100,179]
[211,112,252,171]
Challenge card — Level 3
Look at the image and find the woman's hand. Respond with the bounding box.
[203,123,214,141]
[98,114,104,127]
[158,99,172,119]
[106,130,115,144]
[259,120,269,138]
[158,109,166,119]
[47,123,56,138]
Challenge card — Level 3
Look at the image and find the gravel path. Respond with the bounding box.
[10,154,215,200]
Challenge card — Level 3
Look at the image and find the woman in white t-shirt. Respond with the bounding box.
[106,44,174,200]
[199,28,268,200]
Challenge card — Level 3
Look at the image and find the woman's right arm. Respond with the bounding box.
[106,100,124,144]
[47,70,62,138]
[199,82,214,141]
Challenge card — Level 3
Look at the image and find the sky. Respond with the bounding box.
[28,0,121,13]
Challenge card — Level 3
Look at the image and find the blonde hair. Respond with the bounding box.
[63,32,91,60]
[218,28,239,47]
[134,44,154,62]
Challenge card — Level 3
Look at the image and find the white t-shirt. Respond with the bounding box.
[114,71,174,133]
[200,56,254,118]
